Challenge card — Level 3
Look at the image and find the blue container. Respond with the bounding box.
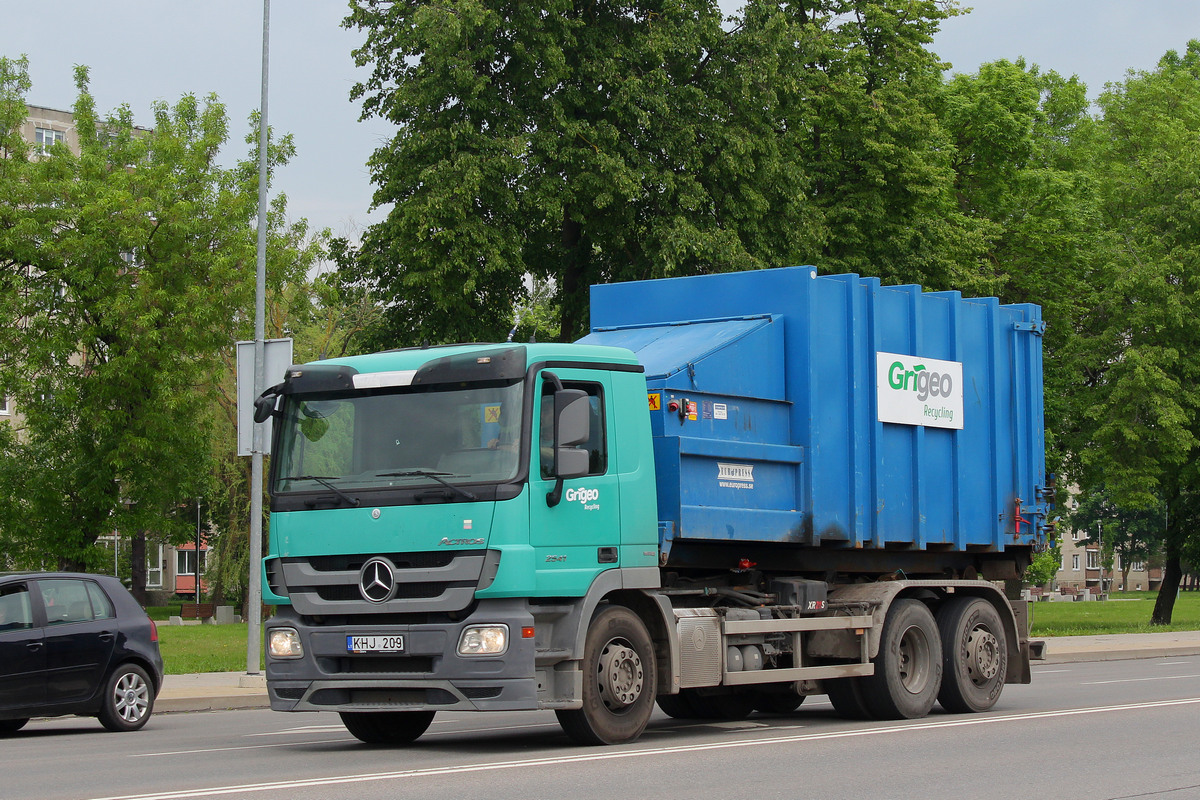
[579,267,1048,572]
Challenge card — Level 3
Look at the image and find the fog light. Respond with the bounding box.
[458,624,508,655]
[268,627,304,659]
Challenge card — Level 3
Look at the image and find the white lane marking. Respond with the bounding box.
[1083,674,1200,685]
[97,698,1200,800]
[247,725,345,737]
[1034,669,1072,674]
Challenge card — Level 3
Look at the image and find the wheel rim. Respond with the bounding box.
[964,626,1001,685]
[896,624,933,695]
[114,672,150,723]
[597,638,644,712]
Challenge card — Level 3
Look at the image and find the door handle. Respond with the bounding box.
[26,641,43,651]
[99,632,115,642]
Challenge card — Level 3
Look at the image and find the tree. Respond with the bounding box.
[1069,489,1163,592]
[1065,42,1200,624]
[348,1,989,344]
[0,62,288,573]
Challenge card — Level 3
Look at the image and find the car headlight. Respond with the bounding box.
[458,624,508,655]
[267,627,304,659]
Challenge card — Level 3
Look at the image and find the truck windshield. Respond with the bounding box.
[272,379,524,495]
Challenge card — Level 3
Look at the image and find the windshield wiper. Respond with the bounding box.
[379,470,478,501]
[279,475,360,507]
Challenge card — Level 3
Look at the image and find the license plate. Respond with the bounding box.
[347,635,405,653]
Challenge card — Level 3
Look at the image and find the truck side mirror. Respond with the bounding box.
[253,386,283,424]
[547,389,590,506]
[555,390,590,447]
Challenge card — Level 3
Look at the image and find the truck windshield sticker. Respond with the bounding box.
[876,352,964,429]
[718,462,754,489]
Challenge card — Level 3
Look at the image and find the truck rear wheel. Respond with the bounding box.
[937,597,1007,713]
[557,605,657,745]
[340,711,435,744]
[860,599,942,719]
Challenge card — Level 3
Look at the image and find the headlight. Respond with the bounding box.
[458,624,508,655]
[267,627,304,659]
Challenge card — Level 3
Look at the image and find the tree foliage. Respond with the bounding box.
[345,0,979,344]
[0,61,278,571]
[1061,42,1200,622]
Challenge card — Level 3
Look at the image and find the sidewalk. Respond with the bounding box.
[153,631,1200,714]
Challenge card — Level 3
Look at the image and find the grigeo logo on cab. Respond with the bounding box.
[564,486,600,510]
[875,351,963,430]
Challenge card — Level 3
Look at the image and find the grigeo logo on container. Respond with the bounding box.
[886,360,954,402]
[875,352,964,430]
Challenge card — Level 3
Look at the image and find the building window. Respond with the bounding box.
[0,394,8,415]
[1072,554,1080,571]
[176,548,206,576]
[1086,550,1100,570]
[1130,561,1145,573]
[35,127,64,153]
[147,544,164,589]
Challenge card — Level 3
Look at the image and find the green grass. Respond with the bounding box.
[1030,590,1200,637]
[156,624,264,674]
[151,591,1200,673]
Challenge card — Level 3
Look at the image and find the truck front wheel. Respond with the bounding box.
[860,599,942,719]
[556,605,657,745]
[937,597,1007,713]
[340,711,435,744]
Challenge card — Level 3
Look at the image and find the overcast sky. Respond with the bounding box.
[4,1,1199,243]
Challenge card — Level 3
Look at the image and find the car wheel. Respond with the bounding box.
[98,663,154,732]
[0,718,29,735]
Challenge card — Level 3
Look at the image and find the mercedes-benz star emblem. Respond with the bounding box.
[359,557,395,603]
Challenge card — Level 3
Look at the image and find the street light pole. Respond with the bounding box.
[247,0,271,677]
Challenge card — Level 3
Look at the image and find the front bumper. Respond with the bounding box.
[265,599,540,713]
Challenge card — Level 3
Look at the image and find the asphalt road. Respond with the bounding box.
[8,655,1200,800]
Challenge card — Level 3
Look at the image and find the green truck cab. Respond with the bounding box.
[260,343,664,743]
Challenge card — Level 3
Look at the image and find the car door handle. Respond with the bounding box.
[26,641,43,651]
[99,632,115,642]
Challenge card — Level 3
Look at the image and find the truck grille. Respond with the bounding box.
[275,550,498,616]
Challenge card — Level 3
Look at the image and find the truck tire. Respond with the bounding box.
[937,597,1007,713]
[678,687,755,720]
[340,711,435,744]
[0,718,28,735]
[98,663,154,732]
[556,605,657,745]
[824,676,873,720]
[860,599,942,719]
[749,687,806,714]
[656,692,701,719]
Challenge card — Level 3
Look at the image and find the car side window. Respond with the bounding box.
[40,579,96,625]
[85,581,115,620]
[0,583,33,631]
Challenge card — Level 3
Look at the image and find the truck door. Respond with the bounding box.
[528,370,622,594]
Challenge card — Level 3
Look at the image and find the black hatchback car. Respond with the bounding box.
[0,572,164,734]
